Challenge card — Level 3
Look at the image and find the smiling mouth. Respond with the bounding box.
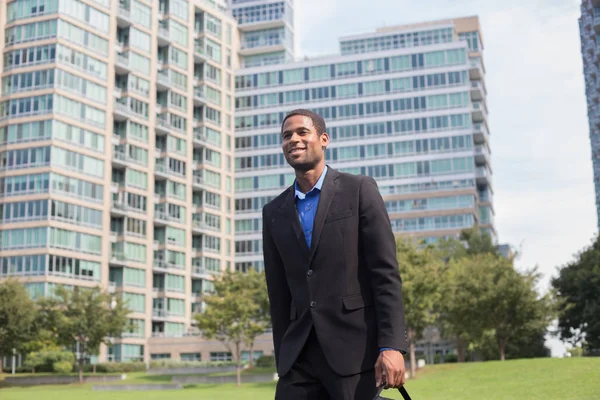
[289,148,306,155]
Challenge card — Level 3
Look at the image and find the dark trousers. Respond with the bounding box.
[275,328,377,400]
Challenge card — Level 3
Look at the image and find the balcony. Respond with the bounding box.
[113,100,132,121]
[474,144,491,166]
[108,281,117,293]
[237,16,286,32]
[473,122,490,145]
[194,42,209,62]
[111,200,144,216]
[110,181,122,192]
[193,87,207,106]
[155,163,169,179]
[112,150,133,167]
[192,220,219,234]
[193,128,209,147]
[153,260,168,273]
[157,72,170,90]
[476,166,492,187]
[240,37,286,56]
[154,209,169,225]
[470,80,485,101]
[192,266,220,278]
[155,115,186,136]
[109,251,127,266]
[479,190,494,204]
[469,58,485,80]
[157,26,171,45]
[117,5,132,27]
[192,174,207,189]
[109,230,120,242]
[154,162,185,180]
[115,53,131,74]
[472,101,488,122]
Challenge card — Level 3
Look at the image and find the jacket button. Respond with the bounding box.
[307,269,313,276]
[310,301,317,308]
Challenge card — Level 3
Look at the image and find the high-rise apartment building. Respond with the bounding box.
[229,0,294,67]
[0,0,238,363]
[234,16,494,275]
[580,1,600,229]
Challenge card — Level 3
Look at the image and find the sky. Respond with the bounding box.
[294,0,594,356]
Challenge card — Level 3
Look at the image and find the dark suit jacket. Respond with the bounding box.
[262,167,408,377]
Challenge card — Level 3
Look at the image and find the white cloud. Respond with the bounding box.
[294,0,593,356]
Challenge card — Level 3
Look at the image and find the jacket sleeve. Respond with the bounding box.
[262,207,292,368]
[359,176,408,353]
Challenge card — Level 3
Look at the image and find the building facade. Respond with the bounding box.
[234,16,494,275]
[0,0,238,363]
[580,0,600,229]
[229,0,294,68]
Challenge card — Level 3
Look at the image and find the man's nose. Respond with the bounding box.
[289,132,301,142]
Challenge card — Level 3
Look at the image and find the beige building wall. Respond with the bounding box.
[0,0,239,363]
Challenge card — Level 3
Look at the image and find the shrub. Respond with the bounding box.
[444,354,458,363]
[149,360,237,369]
[82,362,146,373]
[255,355,276,368]
[53,361,74,374]
[23,350,74,373]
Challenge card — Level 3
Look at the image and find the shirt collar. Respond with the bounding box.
[294,166,328,200]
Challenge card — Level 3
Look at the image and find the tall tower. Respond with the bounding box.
[580,0,600,229]
[233,16,494,273]
[229,0,295,67]
[0,0,237,363]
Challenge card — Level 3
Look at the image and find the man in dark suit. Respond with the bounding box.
[262,109,408,399]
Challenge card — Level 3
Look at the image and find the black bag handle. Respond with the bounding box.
[374,384,412,400]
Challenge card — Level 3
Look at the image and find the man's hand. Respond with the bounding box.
[374,350,406,388]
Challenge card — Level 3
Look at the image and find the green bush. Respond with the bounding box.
[149,360,237,369]
[444,354,458,363]
[255,355,276,368]
[82,362,146,373]
[53,361,74,374]
[24,350,74,373]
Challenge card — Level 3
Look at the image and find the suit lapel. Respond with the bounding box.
[308,168,339,264]
[278,185,310,259]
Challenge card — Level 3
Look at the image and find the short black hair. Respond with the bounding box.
[281,109,327,135]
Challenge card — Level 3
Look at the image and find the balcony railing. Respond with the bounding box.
[474,145,489,156]
[118,5,131,19]
[192,266,220,276]
[116,53,129,67]
[476,167,490,179]
[157,72,170,85]
[241,37,285,49]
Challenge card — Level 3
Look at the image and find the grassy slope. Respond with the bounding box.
[1,358,598,400]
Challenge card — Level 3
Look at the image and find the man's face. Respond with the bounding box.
[281,115,329,172]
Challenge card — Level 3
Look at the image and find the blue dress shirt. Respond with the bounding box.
[294,166,328,248]
[294,167,400,355]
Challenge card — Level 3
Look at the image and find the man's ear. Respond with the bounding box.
[320,132,330,147]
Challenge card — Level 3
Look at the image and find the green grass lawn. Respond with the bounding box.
[1,358,598,400]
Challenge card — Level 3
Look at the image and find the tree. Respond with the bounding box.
[396,239,441,378]
[442,254,555,361]
[48,285,129,383]
[480,264,555,361]
[194,271,269,385]
[459,228,501,257]
[552,235,600,351]
[434,229,507,362]
[438,254,494,362]
[0,279,36,373]
[240,269,270,369]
